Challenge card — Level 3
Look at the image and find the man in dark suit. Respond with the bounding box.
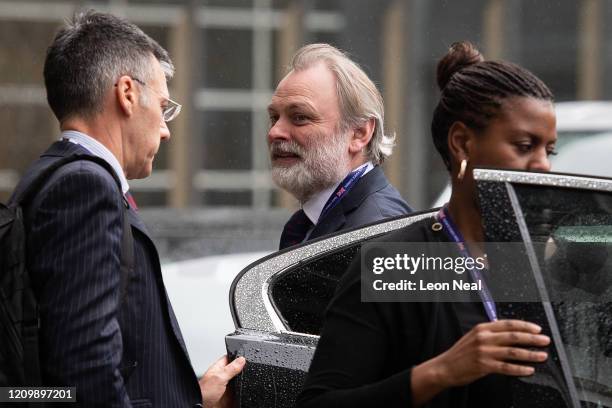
[267,44,412,250]
[10,11,243,407]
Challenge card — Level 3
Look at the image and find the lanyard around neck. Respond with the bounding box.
[436,206,498,322]
[318,165,368,221]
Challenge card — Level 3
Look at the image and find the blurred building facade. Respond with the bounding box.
[1,0,611,210]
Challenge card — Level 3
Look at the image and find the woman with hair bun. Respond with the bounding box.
[297,41,558,408]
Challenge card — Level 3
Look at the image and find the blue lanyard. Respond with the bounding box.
[319,165,368,221]
[436,206,498,321]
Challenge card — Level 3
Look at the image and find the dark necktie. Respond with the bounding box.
[125,191,138,212]
[279,209,313,250]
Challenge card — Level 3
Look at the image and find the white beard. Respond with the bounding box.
[270,132,352,202]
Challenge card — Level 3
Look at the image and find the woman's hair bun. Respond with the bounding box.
[436,41,484,90]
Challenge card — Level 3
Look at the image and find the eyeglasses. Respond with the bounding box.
[131,77,182,122]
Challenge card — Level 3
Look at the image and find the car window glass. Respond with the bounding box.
[507,183,612,407]
[268,211,439,335]
[270,243,360,335]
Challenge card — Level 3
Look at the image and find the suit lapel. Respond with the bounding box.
[310,204,346,239]
[126,206,191,359]
[309,166,389,240]
[337,166,389,211]
[165,291,191,360]
[126,205,150,236]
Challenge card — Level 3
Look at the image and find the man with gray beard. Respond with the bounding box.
[268,44,412,250]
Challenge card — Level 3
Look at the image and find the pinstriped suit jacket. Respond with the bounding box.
[11,141,202,407]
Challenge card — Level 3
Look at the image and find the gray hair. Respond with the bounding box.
[289,43,395,164]
[44,10,174,122]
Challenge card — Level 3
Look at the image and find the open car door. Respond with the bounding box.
[225,210,434,407]
[476,168,612,408]
[226,168,612,407]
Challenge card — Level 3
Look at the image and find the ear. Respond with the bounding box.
[114,75,138,118]
[348,117,375,155]
[447,121,476,168]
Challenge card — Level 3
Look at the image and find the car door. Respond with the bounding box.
[474,168,612,408]
[226,168,612,408]
[225,209,435,407]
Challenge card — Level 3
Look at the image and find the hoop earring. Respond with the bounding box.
[457,159,468,181]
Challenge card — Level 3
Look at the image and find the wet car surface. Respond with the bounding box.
[227,168,612,407]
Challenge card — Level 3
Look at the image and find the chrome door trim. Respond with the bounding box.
[474,168,612,192]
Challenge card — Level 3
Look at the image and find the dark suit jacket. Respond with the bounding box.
[11,141,201,407]
[297,217,512,408]
[308,165,412,241]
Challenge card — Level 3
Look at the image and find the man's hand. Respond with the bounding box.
[199,355,246,408]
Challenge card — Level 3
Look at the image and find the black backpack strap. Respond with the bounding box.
[18,155,123,206]
[17,155,134,385]
[119,200,133,305]
[19,154,134,300]
[22,264,41,387]
[13,206,42,387]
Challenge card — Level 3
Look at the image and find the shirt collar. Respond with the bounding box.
[302,161,374,225]
[60,130,130,194]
